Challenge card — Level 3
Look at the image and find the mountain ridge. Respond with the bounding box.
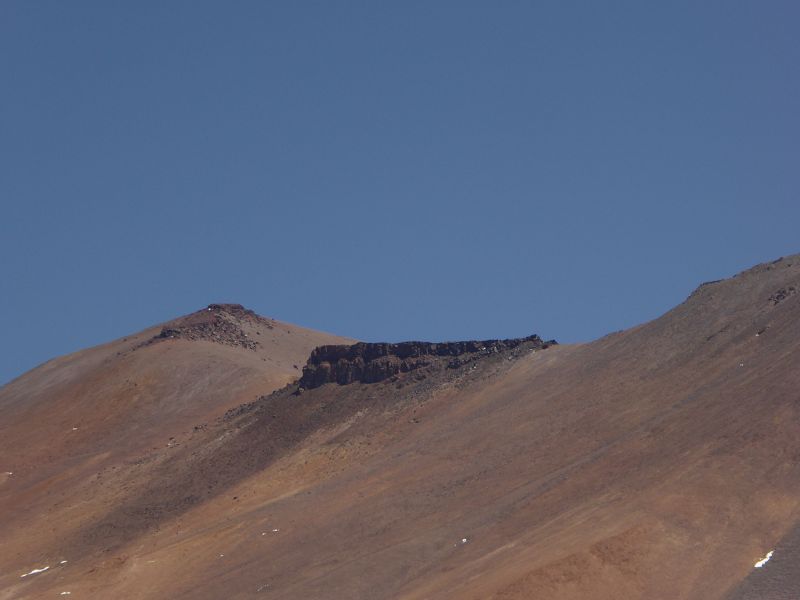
[2,253,799,599]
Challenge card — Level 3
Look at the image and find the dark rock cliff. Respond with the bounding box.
[298,335,555,389]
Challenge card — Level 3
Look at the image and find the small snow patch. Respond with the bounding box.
[61,593,71,596]
[754,550,774,568]
[60,560,68,564]
[20,566,49,578]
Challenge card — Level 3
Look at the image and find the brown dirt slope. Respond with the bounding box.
[0,304,351,595]
[2,256,800,599]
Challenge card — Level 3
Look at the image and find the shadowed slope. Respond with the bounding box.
[2,255,800,599]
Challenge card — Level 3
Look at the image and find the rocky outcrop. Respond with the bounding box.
[146,304,273,351]
[298,335,555,389]
[769,286,797,306]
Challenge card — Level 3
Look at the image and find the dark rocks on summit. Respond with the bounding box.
[299,335,555,389]
[147,304,273,351]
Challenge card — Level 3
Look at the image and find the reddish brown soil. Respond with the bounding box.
[2,256,799,599]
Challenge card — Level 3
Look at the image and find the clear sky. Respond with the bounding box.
[1,2,798,384]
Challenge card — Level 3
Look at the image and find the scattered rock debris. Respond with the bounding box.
[138,304,276,351]
[769,286,797,306]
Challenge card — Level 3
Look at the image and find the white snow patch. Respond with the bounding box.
[4,472,12,475]
[739,363,745,367]
[754,550,774,568]
[461,538,468,544]
[20,566,49,578]
[72,427,78,431]
[272,528,279,532]
[60,593,71,596]
[60,560,68,564]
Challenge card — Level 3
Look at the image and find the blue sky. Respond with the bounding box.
[1,1,798,384]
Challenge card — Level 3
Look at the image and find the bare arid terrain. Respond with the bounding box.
[2,255,800,599]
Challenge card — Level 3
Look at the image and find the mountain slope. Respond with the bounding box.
[0,303,352,597]
[2,256,800,599]
[0,303,352,466]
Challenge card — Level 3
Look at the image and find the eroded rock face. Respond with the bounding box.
[299,335,555,389]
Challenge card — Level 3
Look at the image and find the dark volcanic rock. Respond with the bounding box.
[299,335,555,389]
[144,304,272,351]
[769,286,797,306]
